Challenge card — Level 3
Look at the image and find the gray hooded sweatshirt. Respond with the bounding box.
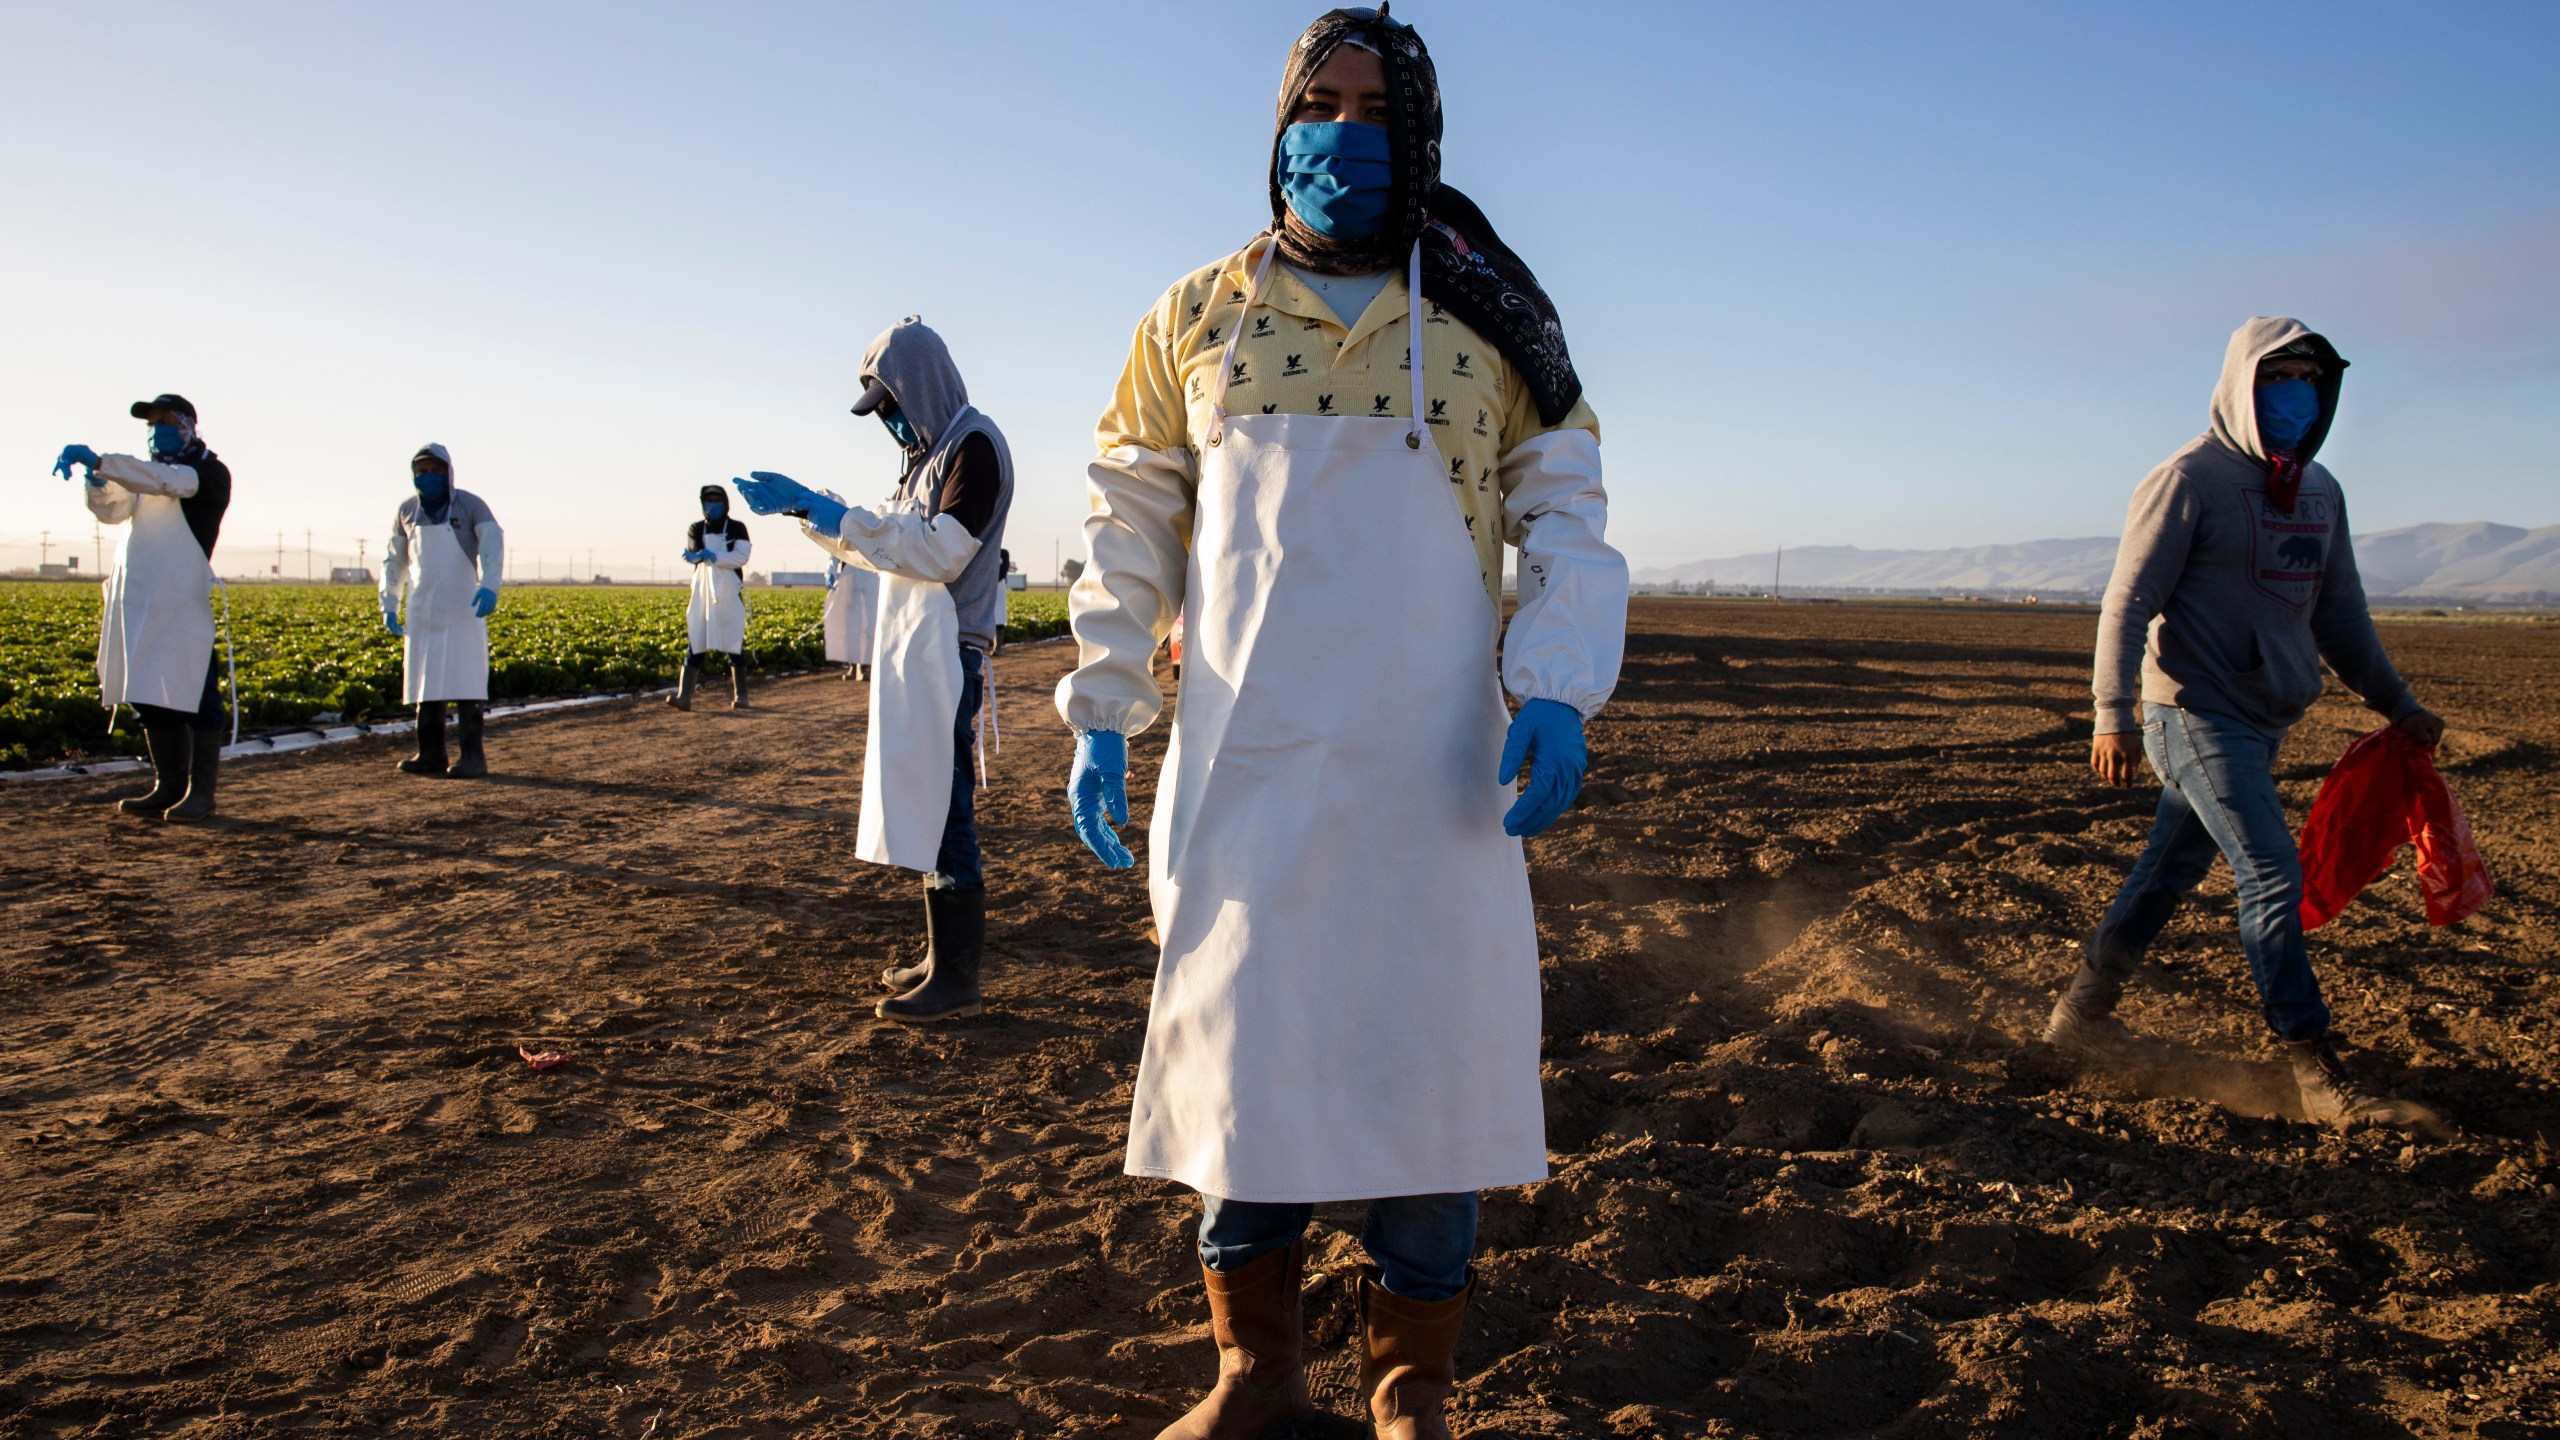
[2093,317,2417,738]
[862,319,1015,653]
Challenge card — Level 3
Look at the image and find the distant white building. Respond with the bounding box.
[329,566,375,585]
[768,571,827,588]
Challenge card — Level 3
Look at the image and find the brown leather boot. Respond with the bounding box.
[1156,1241,1312,1440]
[1358,1267,1469,1440]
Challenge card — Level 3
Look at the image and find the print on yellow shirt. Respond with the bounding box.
[1098,236,1601,604]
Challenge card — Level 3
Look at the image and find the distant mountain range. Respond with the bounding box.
[1631,523,2560,602]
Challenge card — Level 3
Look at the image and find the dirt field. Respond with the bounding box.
[2,600,2554,1439]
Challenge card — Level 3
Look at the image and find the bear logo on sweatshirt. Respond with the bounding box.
[2277,536,2323,569]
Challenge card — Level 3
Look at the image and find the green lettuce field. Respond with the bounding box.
[0,582,1068,767]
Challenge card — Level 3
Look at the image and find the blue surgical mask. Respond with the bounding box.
[149,422,187,459]
[704,501,728,523]
[2255,378,2321,451]
[880,406,921,451]
[413,470,452,504]
[1278,121,1394,240]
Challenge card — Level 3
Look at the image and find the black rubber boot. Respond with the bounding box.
[730,654,751,709]
[877,887,985,1023]
[879,882,935,992]
[446,702,488,779]
[118,717,193,815]
[399,702,449,775]
[667,653,699,711]
[162,728,222,822]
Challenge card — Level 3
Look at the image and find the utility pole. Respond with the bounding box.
[93,522,103,574]
[38,530,50,568]
[1773,546,1783,600]
[275,530,284,581]
[305,528,313,582]
[587,547,593,584]
[1053,537,1061,584]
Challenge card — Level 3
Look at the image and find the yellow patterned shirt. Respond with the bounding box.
[1096,235,1601,602]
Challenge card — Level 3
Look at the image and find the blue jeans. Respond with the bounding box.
[1198,1192,1477,1302]
[932,647,984,891]
[2091,703,2329,1041]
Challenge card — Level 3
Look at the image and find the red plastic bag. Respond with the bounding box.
[2296,726,2493,930]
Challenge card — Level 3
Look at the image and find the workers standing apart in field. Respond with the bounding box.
[1056,9,1626,1435]
[52,393,234,821]
[669,484,753,711]
[823,552,878,682]
[2052,319,2447,1132]
[381,445,503,779]
[736,317,1016,1025]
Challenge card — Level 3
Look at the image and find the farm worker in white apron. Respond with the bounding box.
[823,550,879,680]
[1056,10,1626,1436]
[381,443,504,779]
[669,484,753,711]
[736,317,1015,1024]
[53,392,236,822]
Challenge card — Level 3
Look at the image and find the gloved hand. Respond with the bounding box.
[1498,698,1587,838]
[472,587,498,619]
[742,471,850,535]
[53,444,102,482]
[382,609,404,638]
[1069,730,1135,868]
[681,548,708,565]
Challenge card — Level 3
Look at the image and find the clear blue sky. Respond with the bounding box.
[5,0,2553,581]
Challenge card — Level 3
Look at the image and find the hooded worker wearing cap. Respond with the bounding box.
[2055,318,2447,1134]
[735,316,1015,1025]
[52,394,235,821]
[669,484,754,710]
[381,444,504,777]
[1054,8,1627,1435]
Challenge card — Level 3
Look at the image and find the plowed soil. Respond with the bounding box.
[3,600,2555,1439]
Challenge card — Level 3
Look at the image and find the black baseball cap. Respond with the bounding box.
[129,393,197,421]
[850,379,893,415]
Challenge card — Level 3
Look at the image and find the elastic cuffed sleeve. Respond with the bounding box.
[381,518,412,614]
[833,506,980,584]
[83,478,135,525]
[1056,444,1195,736]
[475,522,505,593]
[1498,428,1625,717]
[715,538,751,571]
[2092,466,2198,736]
[96,454,200,498]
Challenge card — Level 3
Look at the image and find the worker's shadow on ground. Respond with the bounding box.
[475,769,859,824]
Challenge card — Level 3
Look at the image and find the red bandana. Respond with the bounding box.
[2266,451,2303,514]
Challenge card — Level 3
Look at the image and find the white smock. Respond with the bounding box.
[686,529,751,653]
[85,456,216,713]
[389,514,498,704]
[853,497,964,872]
[823,561,878,667]
[1126,244,1547,1202]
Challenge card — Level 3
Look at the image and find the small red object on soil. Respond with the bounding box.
[519,1047,570,1071]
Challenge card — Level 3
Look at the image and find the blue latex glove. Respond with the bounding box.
[53,444,101,482]
[743,470,850,535]
[472,587,498,619]
[1498,698,1587,838]
[382,609,404,638]
[681,548,707,565]
[1069,730,1135,868]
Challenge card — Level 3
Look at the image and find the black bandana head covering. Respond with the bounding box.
[1266,5,1585,425]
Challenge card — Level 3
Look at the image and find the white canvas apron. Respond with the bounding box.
[824,565,878,666]
[856,501,965,872]
[1124,242,1548,1202]
[399,519,491,704]
[97,490,216,713]
[686,533,749,653]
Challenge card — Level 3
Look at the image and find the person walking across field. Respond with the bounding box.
[2050,317,2446,1132]
[52,393,234,821]
[669,484,753,711]
[1056,8,1626,1435]
[735,317,1015,1025]
[381,444,504,778]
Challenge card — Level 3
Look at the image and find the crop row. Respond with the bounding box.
[0,583,1068,768]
